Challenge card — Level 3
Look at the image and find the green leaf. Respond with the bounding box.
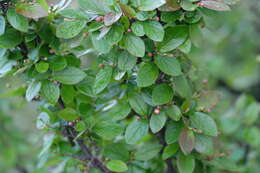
[128,91,149,116]
[93,66,113,95]
[139,0,166,11]
[61,85,76,105]
[143,20,164,41]
[104,101,131,121]
[137,62,159,87]
[0,16,5,35]
[165,105,182,121]
[162,143,179,160]
[244,102,259,125]
[190,112,218,136]
[104,12,122,26]
[150,112,167,133]
[76,76,95,97]
[179,128,195,155]
[56,20,86,39]
[57,108,79,121]
[125,119,149,144]
[41,81,60,105]
[173,75,192,98]
[49,56,67,71]
[106,160,128,173]
[79,0,111,15]
[7,8,29,32]
[131,21,145,37]
[177,153,195,173]
[93,121,124,140]
[125,33,145,57]
[105,24,124,45]
[35,61,49,73]
[117,51,137,71]
[165,121,183,144]
[152,84,173,105]
[104,142,130,162]
[155,55,182,76]
[158,25,188,52]
[195,134,214,155]
[26,81,42,102]
[91,32,112,54]
[135,142,162,161]
[0,28,22,48]
[53,67,86,85]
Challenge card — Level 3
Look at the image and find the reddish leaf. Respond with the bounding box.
[179,128,195,155]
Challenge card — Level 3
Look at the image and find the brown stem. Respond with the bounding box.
[59,98,111,173]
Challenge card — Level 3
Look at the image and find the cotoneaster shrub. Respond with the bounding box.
[0,0,242,173]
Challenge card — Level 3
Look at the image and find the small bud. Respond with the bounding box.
[154,108,160,114]
[95,16,104,22]
[203,79,208,84]
[135,116,141,120]
[68,122,74,126]
[127,28,132,32]
[207,108,212,113]
[154,16,160,21]
[147,52,153,57]
[98,64,105,68]
[43,57,48,61]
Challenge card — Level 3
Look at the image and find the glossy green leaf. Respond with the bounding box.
[165,121,183,144]
[125,33,145,57]
[79,0,111,15]
[158,25,188,52]
[165,105,182,121]
[128,91,149,116]
[7,9,29,32]
[162,143,179,160]
[195,134,214,155]
[104,142,130,162]
[35,61,49,73]
[143,20,164,41]
[53,67,86,85]
[93,66,113,94]
[190,112,218,136]
[26,81,42,102]
[93,121,124,140]
[125,119,149,144]
[173,75,192,98]
[106,160,128,172]
[177,153,195,173]
[135,142,162,161]
[150,112,167,133]
[155,55,182,76]
[137,62,159,87]
[131,21,145,37]
[56,20,86,39]
[152,84,173,105]
[104,101,131,121]
[57,108,79,121]
[0,16,5,35]
[0,28,22,48]
[139,0,166,11]
[41,81,60,105]
[117,51,137,71]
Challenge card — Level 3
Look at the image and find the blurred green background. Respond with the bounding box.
[0,0,259,172]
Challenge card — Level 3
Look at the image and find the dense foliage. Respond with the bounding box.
[2,0,259,173]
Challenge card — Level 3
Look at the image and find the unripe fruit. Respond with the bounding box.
[147,52,153,57]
